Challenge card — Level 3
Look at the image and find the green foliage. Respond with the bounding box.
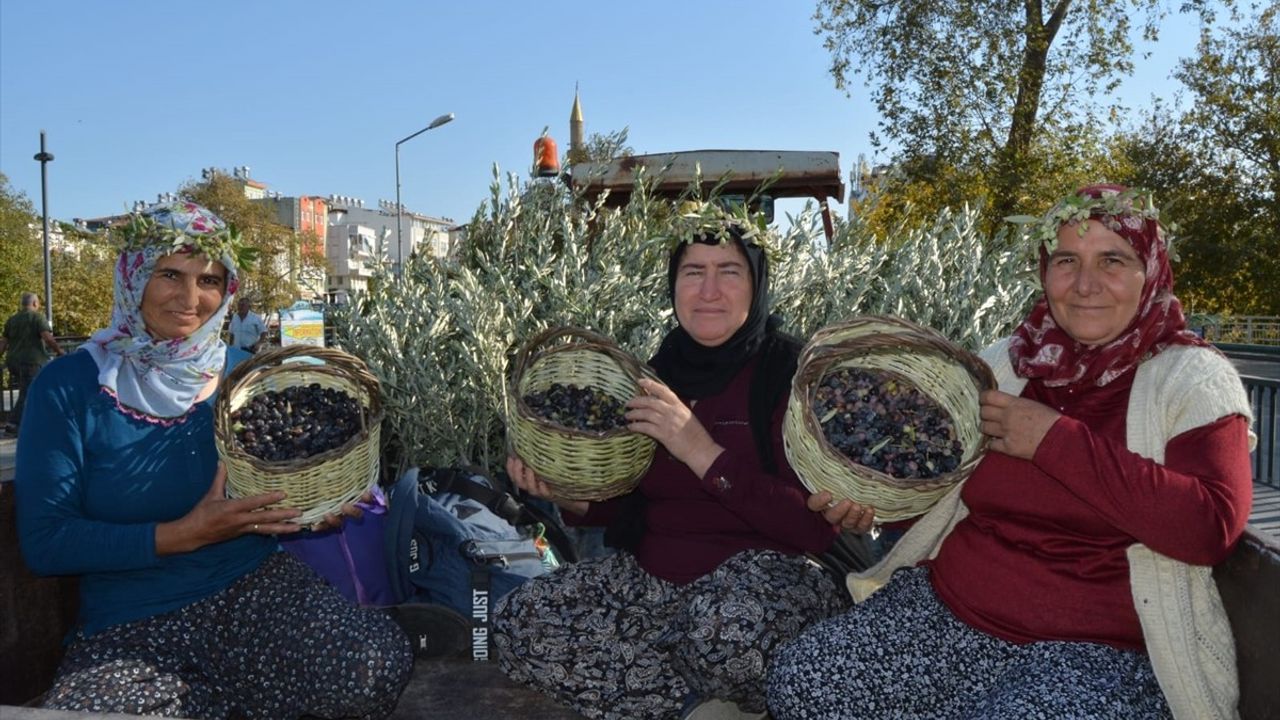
[49,225,115,336]
[815,0,1229,228]
[580,127,634,163]
[774,202,1038,349]
[333,169,1038,474]
[851,130,1126,241]
[0,173,42,319]
[0,178,116,336]
[1112,6,1280,314]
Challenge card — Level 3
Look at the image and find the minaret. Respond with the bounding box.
[568,83,585,165]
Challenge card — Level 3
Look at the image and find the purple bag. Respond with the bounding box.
[280,486,395,606]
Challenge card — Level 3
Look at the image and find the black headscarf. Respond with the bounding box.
[648,224,801,473]
[606,224,800,552]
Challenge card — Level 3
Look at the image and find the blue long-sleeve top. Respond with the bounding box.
[14,348,276,637]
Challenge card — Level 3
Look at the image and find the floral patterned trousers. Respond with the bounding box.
[42,552,414,720]
[493,549,848,720]
[767,566,1173,720]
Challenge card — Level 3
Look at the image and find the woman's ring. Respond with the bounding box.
[252,524,259,532]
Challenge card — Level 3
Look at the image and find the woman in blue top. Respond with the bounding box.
[14,201,412,719]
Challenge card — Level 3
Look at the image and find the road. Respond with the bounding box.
[1227,353,1279,525]
[1232,356,1280,382]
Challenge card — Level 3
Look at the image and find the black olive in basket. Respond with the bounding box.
[524,382,629,432]
[814,368,963,480]
[231,384,363,462]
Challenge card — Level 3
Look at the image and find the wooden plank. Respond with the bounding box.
[571,150,845,204]
[1251,483,1280,540]
[390,658,584,719]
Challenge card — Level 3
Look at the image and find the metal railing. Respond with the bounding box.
[1,337,88,423]
[1206,317,1280,347]
[1244,375,1279,490]
[1,367,8,423]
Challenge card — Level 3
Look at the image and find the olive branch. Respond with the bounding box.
[657,200,781,265]
[112,210,259,270]
[1006,186,1172,253]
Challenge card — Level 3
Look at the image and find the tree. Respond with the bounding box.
[0,173,41,319]
[851,128,1126,240]
[580,128,634,163]
[815,0,1230,228]
[297,228,328,300]
[1114,5,1280,314]
[1175,3,1280,239]
[42,223,116,337]
[179,174,303,313]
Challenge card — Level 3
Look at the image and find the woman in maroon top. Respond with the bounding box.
[767,185,1254,720]
[493,218,873,720]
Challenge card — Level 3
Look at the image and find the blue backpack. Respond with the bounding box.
[384,467,574,659]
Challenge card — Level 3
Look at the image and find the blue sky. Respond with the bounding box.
[1,1,1202,228]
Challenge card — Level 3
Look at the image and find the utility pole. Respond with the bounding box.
[33,131,55,327]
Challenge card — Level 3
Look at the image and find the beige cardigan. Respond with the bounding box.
[848,340,1255,720]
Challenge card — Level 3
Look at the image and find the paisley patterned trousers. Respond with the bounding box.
[494,549,847,720]
[42,552,414,719]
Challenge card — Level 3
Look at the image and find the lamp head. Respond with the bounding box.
[428,113,455,130]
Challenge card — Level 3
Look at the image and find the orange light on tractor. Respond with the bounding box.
[534,135,560,177]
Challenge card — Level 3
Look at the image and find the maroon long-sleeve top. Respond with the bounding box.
[567,357,838,585]
[928,369,1253,650]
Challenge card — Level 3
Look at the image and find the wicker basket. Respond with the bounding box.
[782,315,995,521]
[214,345,383,525]
[506,326,656,501]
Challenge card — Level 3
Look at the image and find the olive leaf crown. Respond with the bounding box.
[660,201,780,264]
[1006,187,1170,253]
[111,210,259,271]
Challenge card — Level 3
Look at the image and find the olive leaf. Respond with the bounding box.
[333,167,1038,474]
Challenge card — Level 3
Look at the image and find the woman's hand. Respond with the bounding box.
[979,389,1062,460]
[307,490,371,532]
[506,455,589,517]
[626,378,724,479]
[806,490,876,534]
[155,463,302,555]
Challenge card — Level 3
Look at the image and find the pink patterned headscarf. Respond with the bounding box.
[1008,184,1208,387]
[84,201,241,421]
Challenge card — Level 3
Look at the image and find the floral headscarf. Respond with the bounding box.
[1007,183,1208,387]
[84,201,243,421]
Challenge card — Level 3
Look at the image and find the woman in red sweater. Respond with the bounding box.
[494,218,873,720]
[767,185,1254,720]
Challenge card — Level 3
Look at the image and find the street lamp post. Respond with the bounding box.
[33,131,55,327]
[394,112,454,279]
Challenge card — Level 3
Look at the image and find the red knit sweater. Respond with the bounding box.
[928,370,1253,650]
[568,357,838,584]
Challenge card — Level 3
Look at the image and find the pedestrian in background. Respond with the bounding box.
[0,293,64,436]
[228,296,266,352]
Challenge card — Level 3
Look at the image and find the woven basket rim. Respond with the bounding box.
[789,314,996,492]
[213,345,383,473]
[504,325,656,501]
[508,325,656,439]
